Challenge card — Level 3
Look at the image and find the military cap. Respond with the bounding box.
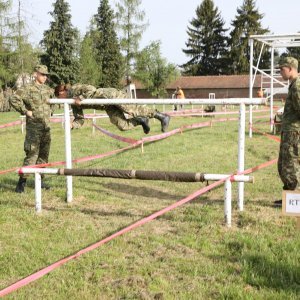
[34,64,49,75]
[277,56,298,69]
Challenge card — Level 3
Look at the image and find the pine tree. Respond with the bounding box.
[286,45,300,69]
[78,31,102,86]
[227,0,269,74]
[40,0,79,85]
[94,0,123,88]
[181,0,228,76]
[115,0,148,78]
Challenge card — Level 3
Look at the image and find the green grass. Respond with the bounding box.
[0,107,299,299]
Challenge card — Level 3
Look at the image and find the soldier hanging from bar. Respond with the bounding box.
[55,84,170,134]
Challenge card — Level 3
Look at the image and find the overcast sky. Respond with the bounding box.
[13,0,300,66]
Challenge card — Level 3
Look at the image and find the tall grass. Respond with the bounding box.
[0,108,299,299]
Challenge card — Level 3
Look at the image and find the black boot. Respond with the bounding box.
[135,117,150,134]
[41,181,50,190]
[154,111,170,132]
[15,177,27,193]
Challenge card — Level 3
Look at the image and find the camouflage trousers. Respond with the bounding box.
[72,104,156,131]
[23,123,51,170]
[278,131,300,190]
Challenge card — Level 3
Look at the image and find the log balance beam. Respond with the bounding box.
[18,167,253,226]
[19,167,254,183]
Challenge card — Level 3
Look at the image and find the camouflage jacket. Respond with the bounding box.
[9,82,54,127]
[69,84,128,100]
[282,77,300,131]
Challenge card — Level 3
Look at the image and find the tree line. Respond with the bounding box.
[0,0,299,99]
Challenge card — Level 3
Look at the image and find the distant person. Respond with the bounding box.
[275,57,300,207]
[173,86,185,111]
[9,65,54,193]
[55,84,170,134]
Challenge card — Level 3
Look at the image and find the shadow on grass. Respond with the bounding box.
[243,254,300,293]
[0,177,18,192]
[83,180,185,201]
[210,243,300,295]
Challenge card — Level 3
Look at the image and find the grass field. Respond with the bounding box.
[0,106,299,299]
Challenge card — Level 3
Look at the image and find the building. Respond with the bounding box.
[135,75,263,99]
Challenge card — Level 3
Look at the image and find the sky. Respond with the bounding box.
[12,0,300,66]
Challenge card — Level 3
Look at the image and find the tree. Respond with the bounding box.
[115,0,148,78]
[0,0,38,87]
[286,38,300,69]
[181,0,228,76]
[78,31,102,85]
[0,0,14,87]
[227,0,269,74]
[93,0,123,88]
[40,0,79,85]
[134,41,179,98]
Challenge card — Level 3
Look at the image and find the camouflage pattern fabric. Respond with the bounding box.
[278,131,300,190]
[23,125,51,166]
[9,82,54,172]
[9,82,54,126]
[69,84,156,130]
[278,75,300,190]
[281,77,300,131]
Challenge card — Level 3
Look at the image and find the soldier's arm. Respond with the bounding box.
[49,87,58,115]
[9,88,29,115]
[71,84,97,100]
[291,81,300,114]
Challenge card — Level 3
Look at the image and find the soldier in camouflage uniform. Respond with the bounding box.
[55,84,170,134]
[276,57,300,206]
[9,65,54,193]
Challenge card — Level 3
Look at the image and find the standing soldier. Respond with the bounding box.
[275,57,300,206]
[55,84,170,134]
[173,86,185,111]
[9,65,54,193]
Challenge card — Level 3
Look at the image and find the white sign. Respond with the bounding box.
[283,191,300,216]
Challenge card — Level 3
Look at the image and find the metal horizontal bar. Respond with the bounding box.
[49,98,266,106]
[250,33,300,40]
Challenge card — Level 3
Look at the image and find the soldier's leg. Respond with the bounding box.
[118,105,170,132]
[16,126,42,193]
[278,131,300,190]
[72,106,85,129]
[36,128,51,165]
[35,128,51,189]
[105,106,149,133]
[118,104,156,118]
[23,126,43,167]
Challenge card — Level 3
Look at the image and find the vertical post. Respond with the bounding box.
[64,103,73,202]
[35,172,42,213]
[238,103,246,211]
[21,116,25,134]
[270,47,275,133]
[249,38,254,138]
[224,179,232,227]
[92,117,96,134]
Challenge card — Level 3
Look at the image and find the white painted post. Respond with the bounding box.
[64,103,73,202]
[35,172,42,213]
[224,179,232,227]
[270,47,275,133]
[249,38,254,138]
[238,103,246,211]
[92,117,96,134]
[21,116,25,134]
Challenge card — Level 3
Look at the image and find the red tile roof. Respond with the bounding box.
[166,75,261,89]
[134,75,262,89]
